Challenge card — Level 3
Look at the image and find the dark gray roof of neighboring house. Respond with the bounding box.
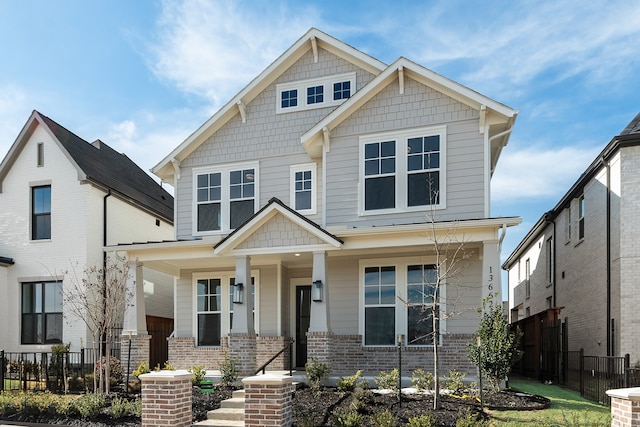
[37,112,173,223]
[503,112,640,269]
[0,256,14,266]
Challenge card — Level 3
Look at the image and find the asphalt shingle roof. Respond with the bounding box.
[38,112,173,222]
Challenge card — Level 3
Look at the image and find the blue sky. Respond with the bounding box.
[1,0,639,296]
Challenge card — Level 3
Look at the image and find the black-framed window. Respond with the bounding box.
[21,281,62,344]
[281,89,298,108]
[307,85,323,104]
[364,266,396,345]
[364,141,396,210]
[407,264,438,345]
[407,135,440,206]
[196,278,222,346]
[32,185,51,240]
[229,169,255,229]
[197,172,221,232]
[333,81,351,100]
[578,195,585,239]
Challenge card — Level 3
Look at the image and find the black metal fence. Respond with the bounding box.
[559,349,634,405]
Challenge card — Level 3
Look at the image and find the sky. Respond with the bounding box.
[1,0,639,297]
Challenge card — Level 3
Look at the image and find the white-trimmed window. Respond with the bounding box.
[290,163,317,214]
[360,126,446,214]
[360,258,444,347]
[194,162,258,234]
[578,194,585,240]
[21,280,63,344]
[276,72,355,113]
[194,272,259,347]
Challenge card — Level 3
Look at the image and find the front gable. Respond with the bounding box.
[214,198,342,255]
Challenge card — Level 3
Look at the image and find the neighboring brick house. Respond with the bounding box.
[503,113,640,360]
[114,28,520,376]
[0,111,174,355]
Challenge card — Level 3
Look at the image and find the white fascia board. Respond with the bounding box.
[152,28,387,181]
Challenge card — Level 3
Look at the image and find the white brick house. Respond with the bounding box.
[504,113,640,360]
[114,28,520,376]
[0,111,174,354]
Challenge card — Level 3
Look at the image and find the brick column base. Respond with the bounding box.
[243,374,294,426]
[140,370,192,427]
[607,388,640,426]
[307,331,333,367]
[228,334,257,376]
[121,334,151,373]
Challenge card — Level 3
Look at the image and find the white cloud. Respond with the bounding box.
[492,144,601,203]
[150,0,318,108]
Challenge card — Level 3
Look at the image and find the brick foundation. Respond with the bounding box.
[256,336,292,371]
[139,370,192,427]
[243,374,294,426]
[607,388,640,426]
[308,333,476,376]
[228,334,257,376]
[120,334,150,373]
[167,337,230,369]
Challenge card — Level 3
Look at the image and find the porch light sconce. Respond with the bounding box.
[233,282,244,304]
[312,280,323,302]
[397,334,404,346]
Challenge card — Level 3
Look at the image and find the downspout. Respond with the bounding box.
[606,160,612,356]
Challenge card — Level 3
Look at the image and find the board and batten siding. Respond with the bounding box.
[175,48,375,240]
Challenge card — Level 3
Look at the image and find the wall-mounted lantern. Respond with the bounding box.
[312,280,323,302]
[233,282,244,304]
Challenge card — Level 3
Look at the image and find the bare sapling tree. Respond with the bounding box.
[399,185,473,410]
[63,254,132,394]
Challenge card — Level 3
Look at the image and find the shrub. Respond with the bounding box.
[74,393,105,419]
[375,368,399,391]
[94,356,124,386]
[67,375,86,392]
[334,408,364,427]
[189,365,207,385]
[337,370,362,392]
[371,409,398,426]
[411,368,433,392]
[155,361,176,371]
[408,413,437,427]
[132,361,150,379]
[444,370,466,395]
[305,357,329,389]
[219,351,239,387]
[22,392,52,416]
[456,408,489,427]
[110,396,141,418]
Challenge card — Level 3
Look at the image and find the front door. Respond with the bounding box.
[295,285,311,368]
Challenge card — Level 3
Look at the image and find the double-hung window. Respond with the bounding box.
[360,126,446,214]
[32,185,51,240]
[290,163,317,214]
[361,258,444,347]
[578,195,585,240]
[194,163,258,234]
[407,264,438,345]
[21,281,62,344]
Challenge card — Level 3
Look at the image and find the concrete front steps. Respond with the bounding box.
[193,389,245,426]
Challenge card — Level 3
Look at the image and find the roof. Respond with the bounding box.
[0,256,14,267]
[0,111,173,222]
[152,28,518,182]
[502,112,640,269]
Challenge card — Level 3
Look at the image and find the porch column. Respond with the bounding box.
[231,255,254,335]
[308,251,330,333]
[482,241,501,308]
[123,261,147,334]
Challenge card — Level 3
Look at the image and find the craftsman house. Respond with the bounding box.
[504,113,640,361]
[0,111,174,358]
[114,28,520,376]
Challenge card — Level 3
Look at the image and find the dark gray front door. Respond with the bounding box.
[295,285,311,368]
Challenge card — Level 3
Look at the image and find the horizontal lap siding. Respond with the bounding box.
[326,76,484,228]
[327,259,360,335]
[175,49,375,240]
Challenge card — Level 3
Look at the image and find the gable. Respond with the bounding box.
[153,28,386,182]
[236,212,326,251]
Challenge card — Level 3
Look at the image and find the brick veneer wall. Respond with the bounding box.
[139,370,192,427]
[228,334,257,376]
[243,374,294,426]
[256,336,291,371]
[167,337,229,369]
[308,333,476,376]
[121,334,150,373]
[607,388,640,427]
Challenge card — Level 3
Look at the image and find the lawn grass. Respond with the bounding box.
[488,377,611,426]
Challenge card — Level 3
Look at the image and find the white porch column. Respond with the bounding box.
[309,251,330,333]
[123,261,147,334]
[482,240,501,310]
[231,255,254,335]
